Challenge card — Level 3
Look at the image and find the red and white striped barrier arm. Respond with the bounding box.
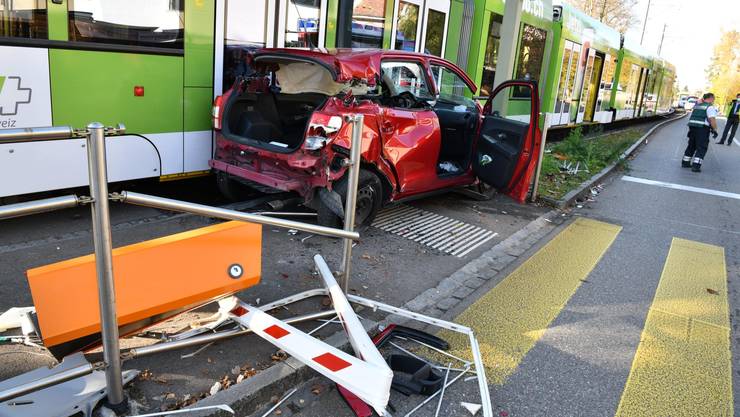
[229,301,392,415]
[314,254,388,370]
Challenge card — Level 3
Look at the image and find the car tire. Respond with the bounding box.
[317,169,383,231]
[216,172,251,202]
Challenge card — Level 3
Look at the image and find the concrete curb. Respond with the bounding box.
[540,113,687,209]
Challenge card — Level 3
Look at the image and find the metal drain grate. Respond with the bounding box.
[371,204,498,258]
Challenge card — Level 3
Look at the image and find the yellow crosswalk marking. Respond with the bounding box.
[616,238,733,417]
[440,217,621,385]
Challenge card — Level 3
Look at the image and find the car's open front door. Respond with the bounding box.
[473,80,541,203]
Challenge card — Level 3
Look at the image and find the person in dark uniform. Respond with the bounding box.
[682,92,718,172]
[718,93,740,145]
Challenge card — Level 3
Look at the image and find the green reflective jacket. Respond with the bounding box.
[688,102,711,126]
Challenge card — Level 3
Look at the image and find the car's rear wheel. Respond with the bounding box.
[317,169,383,231]
[216,172,251,202]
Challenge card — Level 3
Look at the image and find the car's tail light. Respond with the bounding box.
[212,96,224,130]
[304,116,343,151]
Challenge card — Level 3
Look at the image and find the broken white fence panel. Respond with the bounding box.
[229,300,392,415]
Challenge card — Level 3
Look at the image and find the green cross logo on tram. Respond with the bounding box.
[0,76,32,116]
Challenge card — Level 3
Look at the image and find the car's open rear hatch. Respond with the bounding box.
[220,49,376,152]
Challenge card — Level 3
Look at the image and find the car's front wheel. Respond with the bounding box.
[317,169,383,231]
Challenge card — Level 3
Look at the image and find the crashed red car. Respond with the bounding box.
[211,48,541,227]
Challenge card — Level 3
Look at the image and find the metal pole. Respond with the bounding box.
[121,192,359,241]
[0,363,96,403]
[640,0,651,45]
[530,113,551,202]
[340,115,364,293]
[0,126,74,143]
[657,24,667,56]
[0,195,79,220]
[86,122,126,412]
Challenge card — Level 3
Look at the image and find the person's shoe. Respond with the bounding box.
[717,141,725,144]
[682,161,691,168]
[691,163,701,172]
[728,142,732,146]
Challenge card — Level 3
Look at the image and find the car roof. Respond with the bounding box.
[253,48,477,92]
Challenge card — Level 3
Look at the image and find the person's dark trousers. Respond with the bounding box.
[684,126,710,171]
[719,116,738,144]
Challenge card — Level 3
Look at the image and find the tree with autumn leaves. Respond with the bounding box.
[706,30,740,114]
[564,0,638,33]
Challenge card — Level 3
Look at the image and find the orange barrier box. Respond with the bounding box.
[26,221,261,358]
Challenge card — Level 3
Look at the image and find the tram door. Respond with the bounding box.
[633,68,649,118]
[553,40,581,125]
[575,48,596,123]
[579,51,604,123]
[420,0,449,56]
[391,0,450,56]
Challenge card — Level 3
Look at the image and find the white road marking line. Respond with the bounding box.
[372,206,416,225]
[621,175,740,201]
[384,212,436,233]
[397,213,446,237]
[403,217,459,240]
[372,204,497,257]
[441,228,489,252]
[453,233,498,257]
[430,224,479,249]
[373,208,422,228]
[421,222,467,245]
[734,140,739,148]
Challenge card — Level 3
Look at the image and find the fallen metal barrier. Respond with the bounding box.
[0,118,364,413]
[0,116,494,417]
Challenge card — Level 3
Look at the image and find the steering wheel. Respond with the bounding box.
[391,91,415,108]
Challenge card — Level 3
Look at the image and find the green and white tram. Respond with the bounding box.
[1,0,675,199]
[1,0,216,199]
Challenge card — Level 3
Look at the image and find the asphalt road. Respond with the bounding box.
[279,115,740,417]
[0,175,546,412]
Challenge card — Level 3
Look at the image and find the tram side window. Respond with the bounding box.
[337,0,387,48]
[479,13,503,96]
[512,23,547,98]
[0,0,47,39]
[68,0,184,50]
[616,59,634,109]
[597,55,617,111]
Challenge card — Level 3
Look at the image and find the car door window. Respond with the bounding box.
[380,61,433,100]
[430,64,476,108]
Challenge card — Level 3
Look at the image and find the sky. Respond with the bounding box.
[623,0,740,91]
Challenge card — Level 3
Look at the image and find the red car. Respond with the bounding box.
[211,48,541,227]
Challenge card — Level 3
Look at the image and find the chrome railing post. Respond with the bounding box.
[530,113,550,202]
[340,114,364,293]
[85,122,126,413]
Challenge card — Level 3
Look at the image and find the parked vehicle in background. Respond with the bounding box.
[677,94,690,108]
[211,49,542,227]
[684,97,699,110]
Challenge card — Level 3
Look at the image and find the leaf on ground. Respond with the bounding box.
[707,288,720,295]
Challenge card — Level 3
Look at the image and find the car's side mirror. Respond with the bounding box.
[492,110,501,118]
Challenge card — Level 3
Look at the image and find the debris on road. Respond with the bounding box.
[461,401,482,415]
[0,307,35,332]
[260,388,298,417]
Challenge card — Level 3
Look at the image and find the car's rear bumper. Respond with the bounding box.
[210,133,339,198]
[209,158,312,194]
